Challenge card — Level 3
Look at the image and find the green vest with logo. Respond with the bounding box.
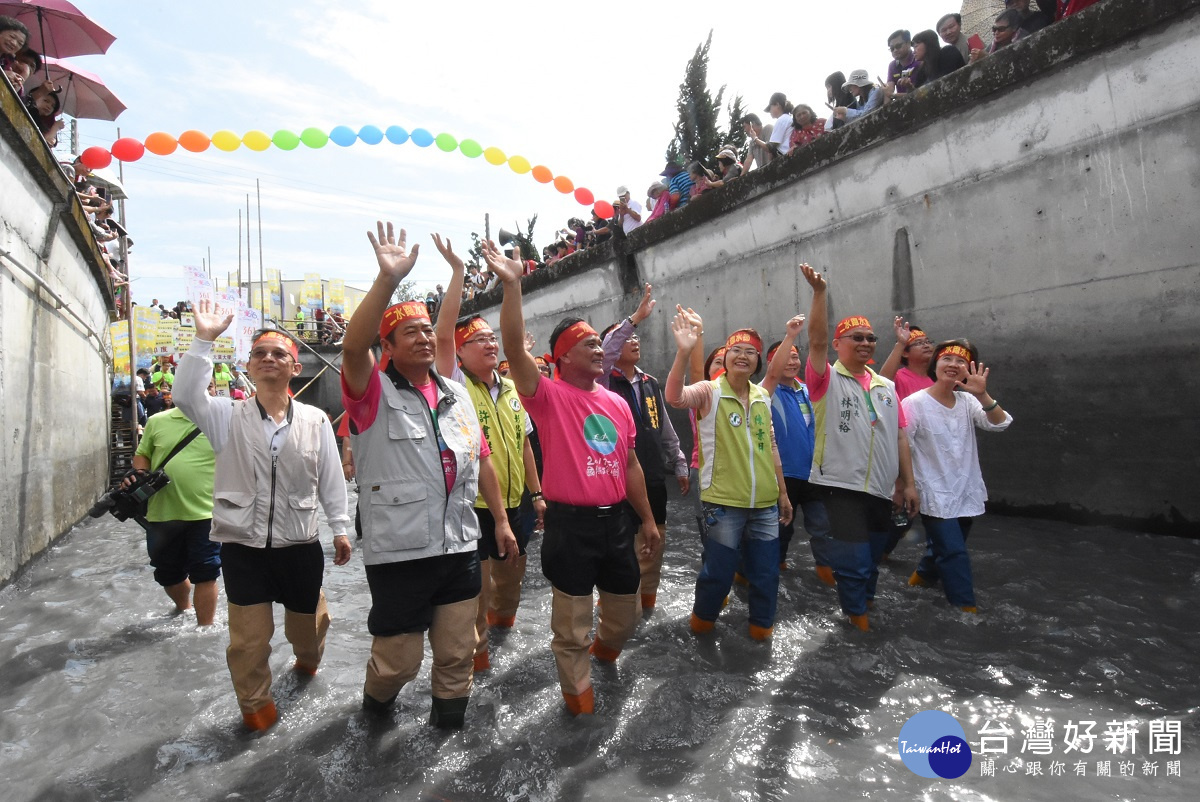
[463,369,527,509]
[696,376,779,508]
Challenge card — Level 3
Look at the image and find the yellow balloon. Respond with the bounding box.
[508,155,531,174]
[242,130,272,151]
[212,130,242,152]
[483,146,507,166]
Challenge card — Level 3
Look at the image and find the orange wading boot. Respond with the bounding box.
[849,613,870,632]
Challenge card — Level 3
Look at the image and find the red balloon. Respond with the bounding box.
[574,187,594,206]
[79,146,112,170]
[593,200,615,219]
[111,137,146,162]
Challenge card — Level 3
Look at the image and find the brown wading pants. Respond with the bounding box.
[475,554,528,658]
[365,597,478,703]
[550,588,639,695]
[635,525,667,609]
[226,591,332,714]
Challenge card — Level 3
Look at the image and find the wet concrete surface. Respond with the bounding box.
[2,488,1199,801]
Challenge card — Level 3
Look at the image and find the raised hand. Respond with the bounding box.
[962,361,990,395]
[366,221,419,280]
[631,283,656,325]
[482,239,523,283]
[193,298,234,342]
[799,263,826,292]
[671,308,700,352]
[894,316,912,345]
[524,330,536,352]
[785,314,806,337]
[677,305,703,331]
[431,233,464,273]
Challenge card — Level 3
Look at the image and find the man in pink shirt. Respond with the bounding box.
[341,221,517,729]
[485,240,661,716]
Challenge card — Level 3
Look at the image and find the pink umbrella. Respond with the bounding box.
[42,56,125,120]
[0,0,115,59]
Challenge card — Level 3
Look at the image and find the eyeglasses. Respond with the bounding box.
[726,347,759,357]
[626,334,640,342]
[842,334,878,343]
[905,338,933,349]
[250,348,293,361]
[464,335,498,346]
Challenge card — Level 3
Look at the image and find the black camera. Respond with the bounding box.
[88,470,170,530]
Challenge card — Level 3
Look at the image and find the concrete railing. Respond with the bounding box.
[0,79,119,585]
[465,0,1200,535]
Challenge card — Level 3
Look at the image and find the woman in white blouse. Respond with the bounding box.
[901,339,1012,612]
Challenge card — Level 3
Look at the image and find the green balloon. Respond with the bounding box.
[273,130,301,150]
[300,127,329,148]
[459,139,483,158]
[435,133,458,152]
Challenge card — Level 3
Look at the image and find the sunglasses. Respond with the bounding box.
[841,333,878,343]
[992,25,1010,32]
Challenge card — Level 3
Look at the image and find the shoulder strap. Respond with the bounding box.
[153,427,202,471]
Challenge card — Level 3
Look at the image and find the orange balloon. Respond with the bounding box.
[553,175,574,194]
[178,130,211,153]
[143,132,178,156]
[531,165,553,184]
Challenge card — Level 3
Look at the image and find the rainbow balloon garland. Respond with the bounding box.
[79,126,616,218]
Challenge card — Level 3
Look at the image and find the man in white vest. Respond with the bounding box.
[342,221,517,730]
[800,264,919,632]
[175,303,351,732]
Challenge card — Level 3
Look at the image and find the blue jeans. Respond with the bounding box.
[915,515,975,607]
[778,477,832,567]
[826,531,890,615]
[694,504,780,628]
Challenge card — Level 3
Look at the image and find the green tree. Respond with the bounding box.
[390,279,419,304]
[666,31,727,168]
[723,94,748,157]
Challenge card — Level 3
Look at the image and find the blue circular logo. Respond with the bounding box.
[582,414,619,455]
[897,710,972,778]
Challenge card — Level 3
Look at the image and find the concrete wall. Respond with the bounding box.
[467,0,1200,535]
[0,85,117,584]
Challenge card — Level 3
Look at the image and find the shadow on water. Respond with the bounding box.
[0,621,176,703]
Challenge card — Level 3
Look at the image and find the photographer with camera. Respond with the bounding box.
[174,304,351,733]
[126,380,220,626]
[613,186,642,235]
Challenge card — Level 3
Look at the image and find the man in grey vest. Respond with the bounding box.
[175,305,351,732]
[342,221,517,729]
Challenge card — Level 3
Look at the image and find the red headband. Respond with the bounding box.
[454,317,490,351]
[252,331,298,361]
[835,315,872,338]
[767,343,799,363]
[939,344,973,361]
[552,321,598,363]
[380,301,430,341]
[725,329,762,353]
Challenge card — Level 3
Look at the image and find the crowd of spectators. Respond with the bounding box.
[3,14,139,315]
[465,1,1100,287]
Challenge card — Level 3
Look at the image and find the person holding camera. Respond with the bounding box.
[126,380,220,625]
[174,306,351,732]
[613,187,643,235]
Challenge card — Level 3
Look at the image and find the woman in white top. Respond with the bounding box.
[901,339,1012,612]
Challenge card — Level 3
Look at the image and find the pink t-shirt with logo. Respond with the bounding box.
[520,376,637,506]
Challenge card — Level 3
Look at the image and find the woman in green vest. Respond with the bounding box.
[666,313,793,640]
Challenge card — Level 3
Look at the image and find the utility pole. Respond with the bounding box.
[256,179,265,322]
[116,126,137,450]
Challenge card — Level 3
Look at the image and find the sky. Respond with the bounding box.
[57,0,960,308]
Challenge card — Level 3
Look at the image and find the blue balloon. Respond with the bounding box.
[329,125,357,147]
[358,125,384,145]
[410,128,434,148]
[385,125,409,145]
